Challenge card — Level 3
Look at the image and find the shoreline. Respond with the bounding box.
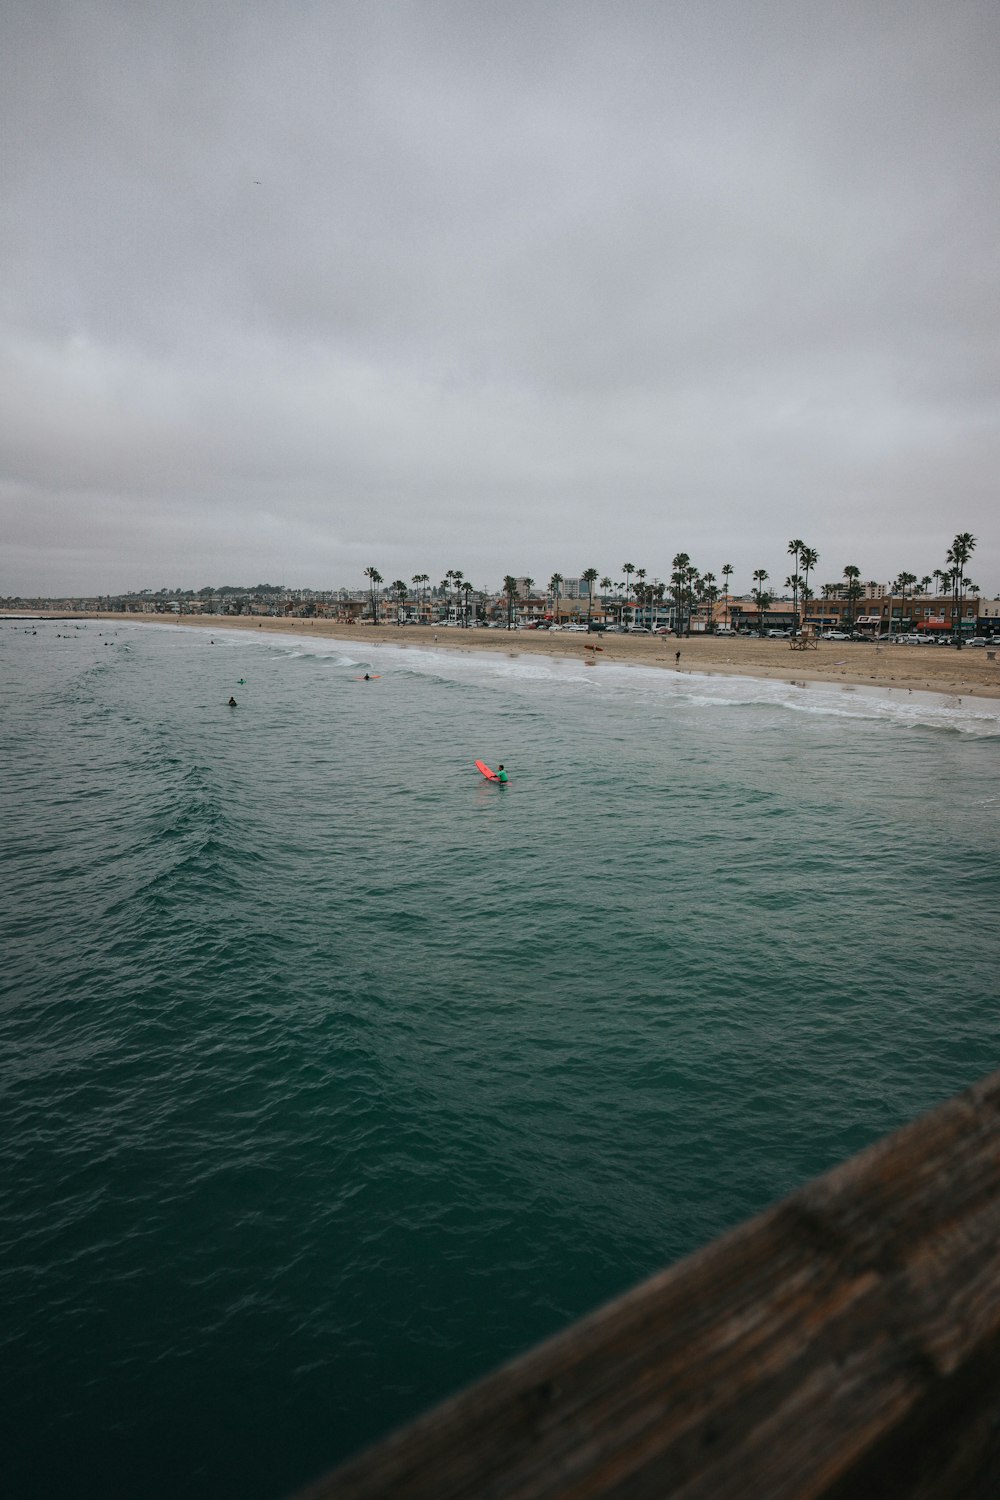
[11,611,1000,701]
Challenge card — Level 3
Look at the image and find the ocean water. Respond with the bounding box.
[3,619,998,1499]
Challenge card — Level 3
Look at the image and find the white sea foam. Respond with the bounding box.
[218,628,1000,738]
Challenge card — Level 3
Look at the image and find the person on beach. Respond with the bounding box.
[675,651,681,667]
[496,764,508,782]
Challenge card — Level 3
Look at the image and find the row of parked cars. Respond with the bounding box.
[516,622,998,645]
[879,633,999,647]
[765,629,999,646]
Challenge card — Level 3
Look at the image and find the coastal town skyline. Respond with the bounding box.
[4,3,998,598]
[3,528,993,606]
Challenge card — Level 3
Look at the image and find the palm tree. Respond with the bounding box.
[700,571,719,632]
[721,562,734,629]
[450,570,465,624]
[842,565,862,632]
[787,540,804,634]
[411,573,429,621]
[799,547,819,630]
[752,569,771,636]
[582,567,599,629]
[391,579,409,624]
[800,578,814,622]
[669,561,685,636]
[364,566,383,624]
[461,579,474,627]
[785,574,801,626]
[890,572,917,640]
[946,532,977,647]
[634,567,647,623]
[549,572,563,627]
[671,553,692,635]
[600,576,613,609]
[622,562,636,608]
[502,575,519,630]
[684,562,700,635]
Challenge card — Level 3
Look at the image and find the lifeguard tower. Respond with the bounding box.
[789,622,818,650]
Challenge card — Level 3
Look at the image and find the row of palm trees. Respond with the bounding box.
[750,533,978,641]
[363,566,479,625]
[363,533,978,640]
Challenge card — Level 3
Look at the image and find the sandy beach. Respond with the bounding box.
[63,613,1000,701]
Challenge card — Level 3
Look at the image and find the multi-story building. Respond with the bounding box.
[867,593,979,637]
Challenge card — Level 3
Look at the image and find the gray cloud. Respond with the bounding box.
[3,0,997,596]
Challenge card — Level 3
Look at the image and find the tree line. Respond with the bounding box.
[362,532,978,642]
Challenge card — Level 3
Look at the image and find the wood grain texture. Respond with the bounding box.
[293,1069,1000,1500]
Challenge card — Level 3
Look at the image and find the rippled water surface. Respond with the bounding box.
[3,620,998,1498]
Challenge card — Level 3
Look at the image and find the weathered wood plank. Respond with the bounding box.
[293,1069,1000,1500]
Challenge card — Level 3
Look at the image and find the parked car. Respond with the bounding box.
[823,630,851,640]
[766,628,791,638]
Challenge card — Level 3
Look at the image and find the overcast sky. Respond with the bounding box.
[3,0,997,597]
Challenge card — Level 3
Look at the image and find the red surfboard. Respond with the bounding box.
[475,760,499,781]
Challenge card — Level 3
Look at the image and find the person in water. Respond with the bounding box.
[228,696,238,706]
[496,764,508,782]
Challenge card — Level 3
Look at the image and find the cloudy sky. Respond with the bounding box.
[3,0,997,597]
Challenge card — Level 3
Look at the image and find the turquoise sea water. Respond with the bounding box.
[3,619,998,1498]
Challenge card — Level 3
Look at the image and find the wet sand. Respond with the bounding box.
[70,614,1000,701]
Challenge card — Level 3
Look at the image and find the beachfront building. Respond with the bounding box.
[806,600,852,631]
[686,594,739,633]
[800,590,995,638]
[866,592,981,638]
[728,598,799,634]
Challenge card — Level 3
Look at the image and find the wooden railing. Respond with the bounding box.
[294,1068,1000,1499]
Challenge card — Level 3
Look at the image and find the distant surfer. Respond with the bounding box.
[228,696,238,706]
[364,673,370,680]
[496,764,508,783]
